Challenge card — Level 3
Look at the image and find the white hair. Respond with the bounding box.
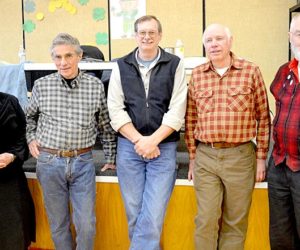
[50,33,83,57]
[290,14,300,32]
[202,24,232,44]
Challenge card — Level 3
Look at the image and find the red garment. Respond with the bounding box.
[185,53,270,160]
[270,58,300,171]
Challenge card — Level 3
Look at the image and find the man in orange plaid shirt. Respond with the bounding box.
[185,23,270,250]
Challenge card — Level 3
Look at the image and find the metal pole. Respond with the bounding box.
[21,0,25,49]
[107,0,112,61]
[202,0,206,57]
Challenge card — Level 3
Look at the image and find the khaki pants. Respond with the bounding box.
[194,142,256,250]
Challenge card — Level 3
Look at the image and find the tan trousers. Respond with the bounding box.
[193,142,256,250]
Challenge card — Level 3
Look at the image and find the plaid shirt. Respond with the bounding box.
[26,71,116,164]
[270,59,300,171]
[185,53,270,160]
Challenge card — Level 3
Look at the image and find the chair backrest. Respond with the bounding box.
[81,45,105,61]
[80,45,105,84]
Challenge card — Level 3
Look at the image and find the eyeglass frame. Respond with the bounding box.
[136,30,160,38]
[52,52,80,63]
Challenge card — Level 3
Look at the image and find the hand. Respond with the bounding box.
[134,136,160,159]
[0,153,15,169]
[188,159,195,181]
[256,158,266,182]
[29,140,40,159]
[143,147,161,160]
[101,163,116,172]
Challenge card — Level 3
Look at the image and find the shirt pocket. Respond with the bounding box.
[195,88,214,113]
[76,103,97,128]
[227,86,253,112]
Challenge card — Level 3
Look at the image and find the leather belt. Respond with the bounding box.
[200,141,249,149]
[39,147,92,157]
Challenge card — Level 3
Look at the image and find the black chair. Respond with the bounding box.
[80,45,105,80]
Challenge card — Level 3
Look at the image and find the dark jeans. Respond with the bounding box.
[267,157,300,250]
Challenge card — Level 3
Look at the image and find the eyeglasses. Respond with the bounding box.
[137,30,158,38]
[52,53,77,63]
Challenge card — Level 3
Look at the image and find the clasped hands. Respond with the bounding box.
[134,136,160,160]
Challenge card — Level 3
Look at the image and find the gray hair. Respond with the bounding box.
[50,33,83,57]
[134,15,162,33]
[290,14,300,32]
[202,24,232,44]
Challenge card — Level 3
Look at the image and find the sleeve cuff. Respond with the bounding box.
[162,116,184,132]
[110,115,132,132]
[256,149,268,160]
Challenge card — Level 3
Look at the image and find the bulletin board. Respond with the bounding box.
[0,0,203,63]
[22,0,109,63]
[109,0,203,59]
[21,0,203,62]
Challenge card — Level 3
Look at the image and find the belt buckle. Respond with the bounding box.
[60,150,75,158]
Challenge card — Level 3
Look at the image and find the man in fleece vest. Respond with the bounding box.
[107,15,187,250]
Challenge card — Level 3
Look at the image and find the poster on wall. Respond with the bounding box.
[110,0,146,39]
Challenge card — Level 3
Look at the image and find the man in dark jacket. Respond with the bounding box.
[268,13,300,250]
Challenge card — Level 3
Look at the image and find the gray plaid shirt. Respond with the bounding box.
[26,71,116,163]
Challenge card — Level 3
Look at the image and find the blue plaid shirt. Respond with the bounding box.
[26,71,116,164]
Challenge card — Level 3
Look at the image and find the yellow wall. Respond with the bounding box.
[0,0,297,110]
[0,0,23,64]
[205,0,296,110]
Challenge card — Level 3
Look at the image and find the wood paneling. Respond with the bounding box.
[27,179,270,250]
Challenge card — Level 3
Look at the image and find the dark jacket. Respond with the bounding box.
[270,59,300,171]
[0,92,35,249]
[117,47,180,143]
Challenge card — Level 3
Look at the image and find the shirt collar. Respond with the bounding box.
[203,52,243,72]
[135,48,161,68]
[289,58,299,80]
[58,70,82,89]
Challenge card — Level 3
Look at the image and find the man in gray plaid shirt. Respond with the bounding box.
[25,33,116,250]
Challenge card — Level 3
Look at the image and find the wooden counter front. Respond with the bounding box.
[27,177,270,250]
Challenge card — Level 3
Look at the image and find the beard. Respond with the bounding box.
[291,43,300,61]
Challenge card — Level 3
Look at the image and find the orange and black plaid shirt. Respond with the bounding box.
[185,53,270,160]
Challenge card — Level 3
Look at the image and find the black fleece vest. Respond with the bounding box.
[117,48,180,143]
